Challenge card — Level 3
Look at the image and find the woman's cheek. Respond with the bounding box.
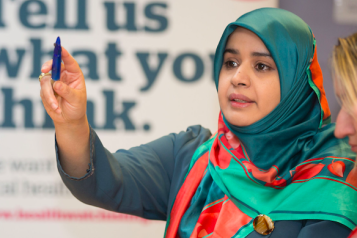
[352,103,357,119]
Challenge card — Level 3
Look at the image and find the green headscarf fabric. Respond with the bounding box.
[214,7,338,172]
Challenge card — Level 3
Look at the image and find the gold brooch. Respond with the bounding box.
[253,214,274,235]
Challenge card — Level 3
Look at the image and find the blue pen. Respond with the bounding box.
[51,36,61,81]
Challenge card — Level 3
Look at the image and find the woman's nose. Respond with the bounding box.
[334,108,356,139]
[231,63,251,87]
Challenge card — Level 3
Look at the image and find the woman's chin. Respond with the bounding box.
[224,116,256,127]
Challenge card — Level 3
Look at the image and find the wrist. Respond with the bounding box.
[55,116,89,135]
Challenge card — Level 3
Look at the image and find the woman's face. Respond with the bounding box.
[218,27,280,127]
[334,85,357,153]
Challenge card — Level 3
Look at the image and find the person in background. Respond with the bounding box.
[39,8,357,238]
[331,32,357,238]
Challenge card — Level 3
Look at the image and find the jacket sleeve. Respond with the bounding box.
[56,125,211,220]
[245,220,351,238]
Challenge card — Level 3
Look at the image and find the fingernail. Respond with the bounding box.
[41,63,49,71]
[51,103,58,110]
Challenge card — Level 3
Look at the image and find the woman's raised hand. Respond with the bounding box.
[40,46,90,178]
[40,47,87,127]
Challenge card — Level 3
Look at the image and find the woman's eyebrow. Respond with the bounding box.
[223,49,272,58]
[252,52,272,58]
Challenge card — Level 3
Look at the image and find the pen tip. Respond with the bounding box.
[56,36,61,45]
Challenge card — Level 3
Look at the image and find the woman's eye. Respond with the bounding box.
[256,63,270,71]
[224,61,238,68]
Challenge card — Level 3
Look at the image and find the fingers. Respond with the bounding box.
[41,92,62,115]
[53,81,80,103]
[41,60,52,73]
[61,47,81,74]
[40,75,60,113]
[41,60,66,73]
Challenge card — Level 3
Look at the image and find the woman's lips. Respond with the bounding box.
[349,143,357,153]
[229,94,254,108]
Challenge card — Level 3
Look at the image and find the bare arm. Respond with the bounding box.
[55,118,90,177]
[40,47,90,178]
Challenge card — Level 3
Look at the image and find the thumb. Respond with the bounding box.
[53,81,80,103]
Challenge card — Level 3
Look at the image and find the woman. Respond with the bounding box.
[331,32,357,238]
[333,32,357,153]
[40,8,357,237]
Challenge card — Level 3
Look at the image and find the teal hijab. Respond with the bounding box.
[214,8,342,171]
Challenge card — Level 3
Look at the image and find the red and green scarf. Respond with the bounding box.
[165,114,357,238]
